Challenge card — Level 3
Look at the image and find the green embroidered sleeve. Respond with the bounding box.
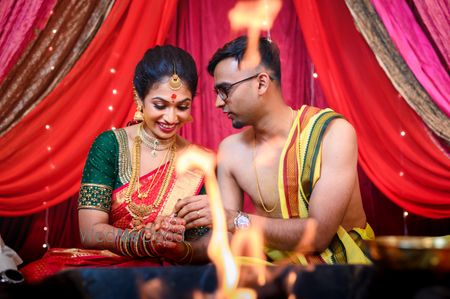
[78,130,118,213]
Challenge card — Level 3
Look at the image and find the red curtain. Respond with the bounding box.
[294,0,450,218]
[168,0,327,151]
[0,0,178,216]
[167,0,327,214]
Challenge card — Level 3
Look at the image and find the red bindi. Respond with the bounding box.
[171,93,177,100]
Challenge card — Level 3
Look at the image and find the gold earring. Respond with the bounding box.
[133,87,144,122]
[134,104,144,122]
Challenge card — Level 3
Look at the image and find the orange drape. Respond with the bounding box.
[0,0,178,216]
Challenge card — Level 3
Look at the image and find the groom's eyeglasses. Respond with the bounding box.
[214,74,260,101]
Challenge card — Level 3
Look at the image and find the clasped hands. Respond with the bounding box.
[139,194,239,254]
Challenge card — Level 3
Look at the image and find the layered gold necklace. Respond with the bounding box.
[125,124,177,227]
[140,125,176,157]
[252,108,296,213]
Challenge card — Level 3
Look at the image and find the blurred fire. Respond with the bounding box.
[176,148,239,297]
[228,0,282,70]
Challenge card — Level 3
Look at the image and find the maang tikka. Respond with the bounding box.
[168,63,182,91]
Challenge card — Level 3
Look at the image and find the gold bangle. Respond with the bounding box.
[150,239,161,257]
[114,231,122,254]
[175,241,193,265]
[119,232,128,256]
[123,230,134,257]
[134,231,145,257]
[186,241,194,264]
[142,233,156,257]
[178,242,191,264]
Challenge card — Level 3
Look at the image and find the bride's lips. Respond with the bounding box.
[157,122,177,133]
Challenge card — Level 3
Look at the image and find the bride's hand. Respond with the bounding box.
[147,215,185,251]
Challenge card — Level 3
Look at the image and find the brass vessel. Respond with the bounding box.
[365,236,450,271]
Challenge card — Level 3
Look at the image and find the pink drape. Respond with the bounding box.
[371,0,450,117]
[413,0,450,69]
[295,0,450,218]
[0,0,56,82]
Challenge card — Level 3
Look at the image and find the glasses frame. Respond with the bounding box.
[214,73,260,101]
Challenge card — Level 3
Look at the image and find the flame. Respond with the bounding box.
[228,0,282,69]
[231,228,266,286]
[176,148,239,296]
[230,288,257,299]
[285,271,298,298]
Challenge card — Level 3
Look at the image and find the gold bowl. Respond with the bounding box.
[365,236,450,271]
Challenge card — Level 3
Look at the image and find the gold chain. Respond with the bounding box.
[125,126,177,227]
[252,108,296,213]
[136,145,171,199]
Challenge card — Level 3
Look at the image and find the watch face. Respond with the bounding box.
[235,214,250,229]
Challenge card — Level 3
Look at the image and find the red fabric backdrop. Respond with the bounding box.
[168,0,327,150]
[295,0,450,218]
[0,0,178,216]
[1,0,449,264]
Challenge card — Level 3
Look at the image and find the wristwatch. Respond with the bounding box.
[233,211,250,230]
[0,269,24,284]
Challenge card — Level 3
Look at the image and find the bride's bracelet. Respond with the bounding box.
[174,241,193,265]
[114,228,159,258]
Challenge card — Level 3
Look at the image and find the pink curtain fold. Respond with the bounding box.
[0,0,57,82]
[413,0,450,69]
[371,0,450,117]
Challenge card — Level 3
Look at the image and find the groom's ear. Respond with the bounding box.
[257,72,271,94]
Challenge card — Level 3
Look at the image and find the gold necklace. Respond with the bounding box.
[125,132,177,227]
[139,124,176,157]
[136,146,171,199]
[252,108,296,213]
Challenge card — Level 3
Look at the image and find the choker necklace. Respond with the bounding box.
[139,124,176,157]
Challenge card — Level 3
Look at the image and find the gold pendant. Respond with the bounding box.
[132,218,143,227]
[128,202,153,217]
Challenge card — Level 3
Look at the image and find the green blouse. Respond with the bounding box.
[78,129,206,214]
[78,129,131,213]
